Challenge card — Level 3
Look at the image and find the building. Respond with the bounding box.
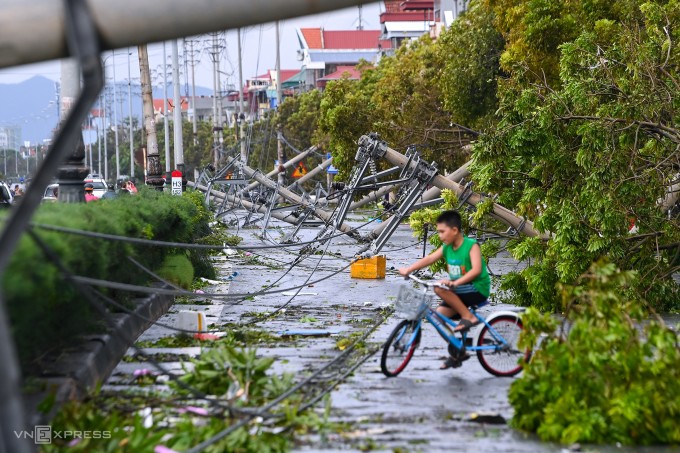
[432,0,469,37]
[0,126,22,151]
[315,65,363,90]
[296,28,392,88]
[380,0,435,47]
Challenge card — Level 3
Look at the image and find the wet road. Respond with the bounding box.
[108,211,678,452]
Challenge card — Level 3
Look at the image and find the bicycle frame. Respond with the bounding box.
[395,275,516,355]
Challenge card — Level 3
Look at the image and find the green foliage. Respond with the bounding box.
[473,0,680,310]
[172,344,293,406]
[317,36,477,178]
[156,253,194,288]
[509,260,680,444]
[437,0,505,129]
[408,189,459,273]
[2,189,215,373]
[43,343,332,453]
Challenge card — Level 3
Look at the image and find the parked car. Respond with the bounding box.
[0,182,14,207]
[42,183,59,202]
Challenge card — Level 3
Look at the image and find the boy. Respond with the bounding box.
[399,210,491,368]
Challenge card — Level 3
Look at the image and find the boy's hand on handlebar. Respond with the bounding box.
[438,279,455,287]
[398,267,410,277]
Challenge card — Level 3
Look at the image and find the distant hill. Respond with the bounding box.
[0,76,213,144]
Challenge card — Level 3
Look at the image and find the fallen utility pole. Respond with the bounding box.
[366,161,472,239]
[232,158,358,236]
[189,181,303,227]
[350,161,471,212]
[239,146,317,195]
[360,134,549,239]
[660,174,680,212]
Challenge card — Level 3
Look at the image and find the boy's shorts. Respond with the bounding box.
[438,287,488,307]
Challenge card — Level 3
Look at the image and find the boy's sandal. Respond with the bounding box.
[453,318,482,333]
[440,354,470,369]
[440,356,461,369]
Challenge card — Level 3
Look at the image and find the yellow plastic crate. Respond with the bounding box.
[350,255,386,279]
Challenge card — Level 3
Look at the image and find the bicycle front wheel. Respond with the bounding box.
[476,315,530,377]
[381,320,421,377]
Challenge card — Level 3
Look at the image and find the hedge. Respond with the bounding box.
[0,188,216,374]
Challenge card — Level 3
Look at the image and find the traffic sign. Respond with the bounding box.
[292,162,308,178]
[171,170,182,196]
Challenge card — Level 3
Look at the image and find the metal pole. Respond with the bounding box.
[163,41,171,179]
[215,33,223,151]
[103,90,109,181]
[237,27,246,163]
[96,111,101,176]
[128,47,134,178]
[190,39,197,145]
[112,51,120,179]
[275,21,284,186]
[172,39,184,176]
[210,32,219,167]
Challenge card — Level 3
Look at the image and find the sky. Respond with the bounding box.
[0,2,383,92]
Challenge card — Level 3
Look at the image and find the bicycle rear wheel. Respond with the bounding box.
[476,315,530,377]
[381,320,421,377]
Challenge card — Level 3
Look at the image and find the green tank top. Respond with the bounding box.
[442,237,491,298]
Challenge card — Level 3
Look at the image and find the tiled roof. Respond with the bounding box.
[278,69,300,83]
[301,28,323,49]
[300,28,391,50]
[318,65,362,81]
[323,30,383,49]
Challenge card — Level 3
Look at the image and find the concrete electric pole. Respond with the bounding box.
[138,44,164,190]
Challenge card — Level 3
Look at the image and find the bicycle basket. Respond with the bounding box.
[394,285,431,320]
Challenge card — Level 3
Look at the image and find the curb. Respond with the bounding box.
[25,285,174,424]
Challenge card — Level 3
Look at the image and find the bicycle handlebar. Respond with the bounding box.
[406,273,449,289]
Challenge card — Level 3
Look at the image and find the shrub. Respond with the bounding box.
[509,260,680,445]
[1,188,216,373]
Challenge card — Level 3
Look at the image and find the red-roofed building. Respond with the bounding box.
[380,0,436,47]
[296,28,390,89]
[316,66,363,89]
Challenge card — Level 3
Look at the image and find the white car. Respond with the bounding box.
[42,183,59,202]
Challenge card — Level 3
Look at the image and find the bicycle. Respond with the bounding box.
[380,274,531,377]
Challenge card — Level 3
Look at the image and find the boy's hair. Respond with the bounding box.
[436,210,462,230]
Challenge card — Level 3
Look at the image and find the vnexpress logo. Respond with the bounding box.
[14,426,112,444]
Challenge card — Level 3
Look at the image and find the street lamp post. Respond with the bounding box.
[112,51,120,180]
[128,47,134,179]
[100,52,126,182]
[163,42,171,181]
